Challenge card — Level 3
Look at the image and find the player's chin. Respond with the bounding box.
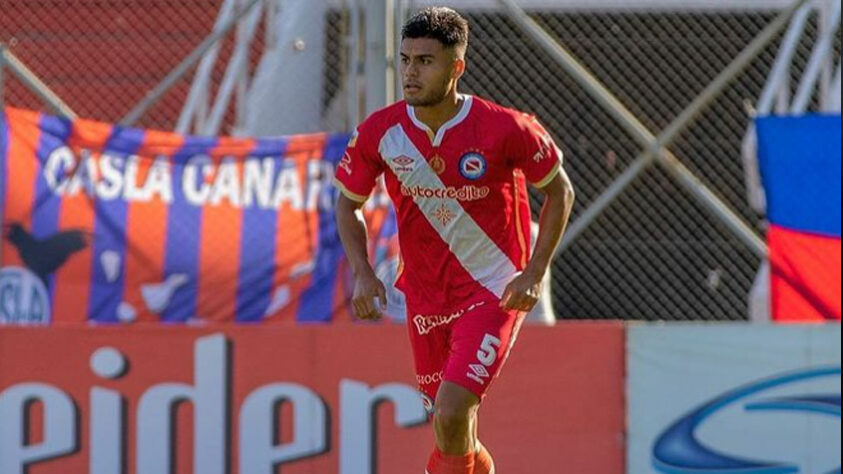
[404,91,434,107]
[403,95,425,106]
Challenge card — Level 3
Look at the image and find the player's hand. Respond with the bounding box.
[352,269,388,320]
[500,269,543,312]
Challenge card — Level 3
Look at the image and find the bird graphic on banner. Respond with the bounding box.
[3,223,90,286]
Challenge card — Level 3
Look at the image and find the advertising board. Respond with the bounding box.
[0,323,625,473]
[628,324,842,474]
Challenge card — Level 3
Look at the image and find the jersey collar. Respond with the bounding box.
[406,94,473,147]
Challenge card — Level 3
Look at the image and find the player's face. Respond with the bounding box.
[400,38,464,107]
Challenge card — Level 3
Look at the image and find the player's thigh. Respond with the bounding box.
[443,304,525,399]
[434,380,481,420]
[407,320,451,407]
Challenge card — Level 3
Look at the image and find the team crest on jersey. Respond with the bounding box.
[458,152,486,180]
[430,155,446,174]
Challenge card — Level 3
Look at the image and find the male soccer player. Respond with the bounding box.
[334,7,575,473]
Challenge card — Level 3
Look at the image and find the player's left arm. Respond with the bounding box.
[500,167,575,311]
[501,113,576,312]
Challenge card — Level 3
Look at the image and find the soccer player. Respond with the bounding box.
[334,7,575,474]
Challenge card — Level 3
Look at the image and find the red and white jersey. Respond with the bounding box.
[334,95,563,314]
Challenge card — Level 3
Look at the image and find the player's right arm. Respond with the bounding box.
[333,126,387,320]
[336,194,387,320]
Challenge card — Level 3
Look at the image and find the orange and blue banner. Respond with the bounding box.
[756,114,841,322]
[0,107,398,324]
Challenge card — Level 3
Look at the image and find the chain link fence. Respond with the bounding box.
[458,6,838,321]
[2,1,837,321]
[0,0,328,132]
[2,1,215,129]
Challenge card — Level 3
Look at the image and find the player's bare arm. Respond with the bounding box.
[501,167,575,312]
[335,193,387,320]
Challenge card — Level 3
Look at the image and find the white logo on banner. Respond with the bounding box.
[0,267,51,325]
[628,325,842,474]
[0,334,430,474]
[42,147,338,211]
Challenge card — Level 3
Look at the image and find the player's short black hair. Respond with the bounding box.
[402,7,469,52]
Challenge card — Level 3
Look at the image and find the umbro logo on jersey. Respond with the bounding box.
[459,152,487,180]
[394,156,414,166]
[392,155,415,173]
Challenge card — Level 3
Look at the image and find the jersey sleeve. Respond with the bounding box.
[510,113,563,188]
[333,125,384,202]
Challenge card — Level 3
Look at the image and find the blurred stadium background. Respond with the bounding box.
[2,0,839,321]
[0,1,840,473]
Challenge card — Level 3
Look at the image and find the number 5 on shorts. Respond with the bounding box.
[477,334,502,366]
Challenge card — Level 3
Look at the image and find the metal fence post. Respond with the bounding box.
[791,0,841,112]
[0,45,5,116]
[0,45,4,113]
[0,47,5,266]
[394,0,408,102]
[365,0,391,114]
[176,0,239,134]
[348,0,362,129]
[202,0,264,135]
[0,46,77,119]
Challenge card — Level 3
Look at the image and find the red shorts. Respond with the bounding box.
[407,298,525,408]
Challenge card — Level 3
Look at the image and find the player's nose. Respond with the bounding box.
[403,63,419,78]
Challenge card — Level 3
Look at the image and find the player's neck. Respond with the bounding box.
[412,90,462,135]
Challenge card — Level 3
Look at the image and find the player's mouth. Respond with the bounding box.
[404,84,422,93]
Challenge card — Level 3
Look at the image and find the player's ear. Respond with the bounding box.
[452,57,466,80]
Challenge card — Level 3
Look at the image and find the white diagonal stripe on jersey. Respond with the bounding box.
[379,124,517,298]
